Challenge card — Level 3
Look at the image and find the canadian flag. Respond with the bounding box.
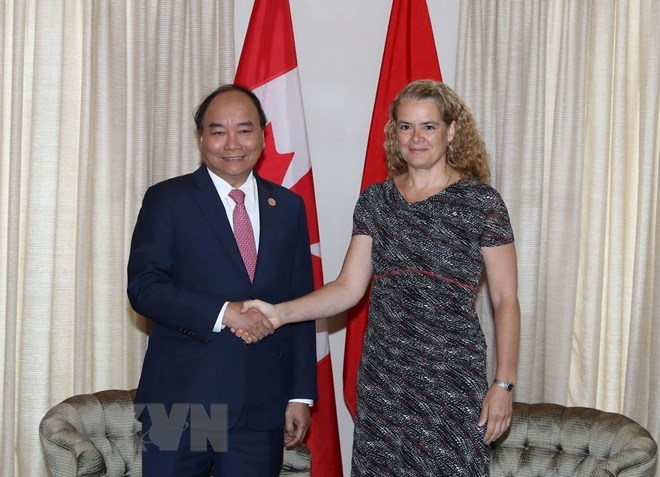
[342,0,443,419]
[235,1,343,476]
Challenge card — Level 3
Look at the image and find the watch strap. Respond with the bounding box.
[493,379,515,392]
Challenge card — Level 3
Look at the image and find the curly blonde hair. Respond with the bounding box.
[384,79,490,183]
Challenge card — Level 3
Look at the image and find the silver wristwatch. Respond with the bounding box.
[493,379,515,392]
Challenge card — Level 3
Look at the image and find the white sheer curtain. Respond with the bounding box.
[457,0,660,460]
[0,1,235,475]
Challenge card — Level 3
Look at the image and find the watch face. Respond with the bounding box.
[495,379,514,391]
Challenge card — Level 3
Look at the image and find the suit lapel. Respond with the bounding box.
[254,176,279,285]
[191,167,248,280]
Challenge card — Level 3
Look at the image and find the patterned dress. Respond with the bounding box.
[350,178,514,477]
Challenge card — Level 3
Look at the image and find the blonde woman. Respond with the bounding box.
[240,80,520,476]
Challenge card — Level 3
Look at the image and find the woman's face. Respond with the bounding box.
[395,99,455,171]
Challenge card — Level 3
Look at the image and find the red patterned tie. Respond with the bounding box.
[228,189,257,282]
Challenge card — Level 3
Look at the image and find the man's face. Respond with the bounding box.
[198,90,265,187]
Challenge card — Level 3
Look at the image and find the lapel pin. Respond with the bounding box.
[268,198,276,206]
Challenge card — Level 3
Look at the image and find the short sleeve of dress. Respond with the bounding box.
[352,186,375,237]
[480,188,515,248]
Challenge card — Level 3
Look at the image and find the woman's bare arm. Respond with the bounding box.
[478,242,521,444]
[240,234,374,330]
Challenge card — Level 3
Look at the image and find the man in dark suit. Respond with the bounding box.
[127,84,317,477]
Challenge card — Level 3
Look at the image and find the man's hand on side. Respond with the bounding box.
[284,402,310,448]
[223,302,274,342]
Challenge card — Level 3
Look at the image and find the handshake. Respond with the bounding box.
[225,300,281,344]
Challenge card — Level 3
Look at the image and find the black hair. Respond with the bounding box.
[194,84,268,133]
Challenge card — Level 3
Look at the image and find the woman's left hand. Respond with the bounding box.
[478,385,513,444]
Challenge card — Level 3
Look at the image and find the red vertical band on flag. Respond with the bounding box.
[236,1,343,476]
[342,0,442,419]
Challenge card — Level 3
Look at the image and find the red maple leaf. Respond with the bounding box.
[255,123,294,185]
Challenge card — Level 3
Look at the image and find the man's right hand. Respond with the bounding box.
[241,299,282,328]
[223,302,274,342]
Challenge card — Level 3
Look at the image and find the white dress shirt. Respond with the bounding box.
[207,169,260,332]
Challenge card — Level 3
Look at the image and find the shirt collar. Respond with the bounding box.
[206,168,257,203]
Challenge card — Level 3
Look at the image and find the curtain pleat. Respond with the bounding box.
[623,0,660,438]
[457,0,660,464]
[0,1,235,475]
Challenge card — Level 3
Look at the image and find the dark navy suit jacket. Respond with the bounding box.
[128,166,317,430]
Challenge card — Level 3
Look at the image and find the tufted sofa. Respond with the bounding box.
[40,391,657,477]
[490,402,658,476]
[39,389,310,477]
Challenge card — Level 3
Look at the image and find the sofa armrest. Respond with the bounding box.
[39,414,106,477]
[40,389,141,477]
[491,402,658,477]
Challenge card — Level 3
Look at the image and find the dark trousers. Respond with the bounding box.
[141,409,284,477]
